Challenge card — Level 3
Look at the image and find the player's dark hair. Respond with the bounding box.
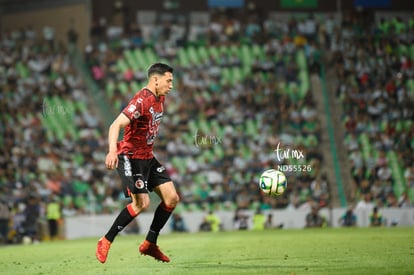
[147,62,173,78]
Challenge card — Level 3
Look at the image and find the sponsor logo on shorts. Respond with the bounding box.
[157,166,166,173]
[123,155,132,176]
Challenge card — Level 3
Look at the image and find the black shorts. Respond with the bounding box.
[117,154,171,197]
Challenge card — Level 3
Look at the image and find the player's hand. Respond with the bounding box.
[105,151,118,169]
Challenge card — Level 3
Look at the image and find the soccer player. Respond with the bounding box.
[96,63,179,263]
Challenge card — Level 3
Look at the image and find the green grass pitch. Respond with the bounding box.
[1,227,413,275]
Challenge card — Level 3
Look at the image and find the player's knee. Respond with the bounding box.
[165,193,179,208]
[131,199,150,213]
[139,200,151,210]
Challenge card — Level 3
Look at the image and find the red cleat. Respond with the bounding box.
[139,240,170,262]
[96,237,111,263]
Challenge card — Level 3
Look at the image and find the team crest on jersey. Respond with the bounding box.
[133,111,140,118]
[135,179,145,189]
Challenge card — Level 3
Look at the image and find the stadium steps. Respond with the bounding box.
[359,133,371,161]
[313,65,351,207]
[386,151,406,199]
[409,188,414,204]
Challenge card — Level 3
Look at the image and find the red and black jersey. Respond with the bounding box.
[117,88,164,159]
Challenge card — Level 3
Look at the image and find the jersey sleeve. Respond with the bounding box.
[122,94,144,121]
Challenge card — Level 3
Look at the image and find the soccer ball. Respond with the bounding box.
[259,169,287,196]
[22,236,32,245]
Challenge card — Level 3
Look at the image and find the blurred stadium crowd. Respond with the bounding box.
[1,9,413,243]
[331,15,414,209]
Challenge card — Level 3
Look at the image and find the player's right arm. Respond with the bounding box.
[105,113,131,169]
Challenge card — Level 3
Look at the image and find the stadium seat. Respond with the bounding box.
[177,48,190,67]
[116,58,129,74]
[197,46,209,62]
[133,48,148,70]
[187,46,200,64]
[207,46,220,63]
[15,62,30,79]
[124,49,139,71]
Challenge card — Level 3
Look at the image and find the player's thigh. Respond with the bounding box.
[117,154,150,196]
[148,158,179,206]
[147,158,171,191]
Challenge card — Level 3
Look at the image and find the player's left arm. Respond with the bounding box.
[106,113,131,169]
[108,113,131,151]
